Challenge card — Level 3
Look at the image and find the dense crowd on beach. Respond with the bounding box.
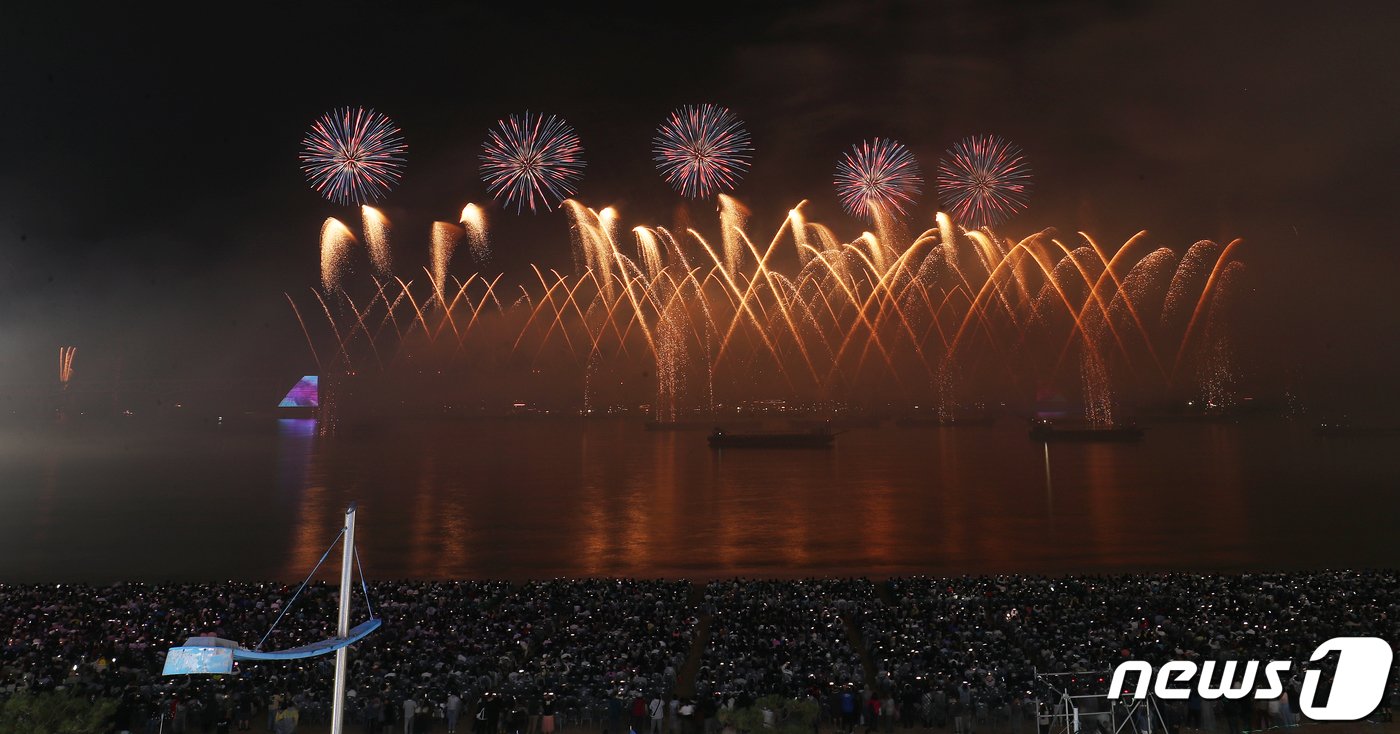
[1,571,1397,733]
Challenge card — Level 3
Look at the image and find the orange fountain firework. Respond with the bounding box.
[361,205,393,275]
[319,218,357,292]
[58,346,76,387]
[289,199,1245,421]
[459,204,490,262]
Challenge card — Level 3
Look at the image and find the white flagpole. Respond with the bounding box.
[331,503,356,734]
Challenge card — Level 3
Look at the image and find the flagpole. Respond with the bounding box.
[331,503,356,734]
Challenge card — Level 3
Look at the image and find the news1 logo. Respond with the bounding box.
[1106,637,1393,721]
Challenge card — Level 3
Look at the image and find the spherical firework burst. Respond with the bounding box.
[300,107,406,206]
[480,112,586,214]
[653,104,753,198]
[936,134,1032,229]
[834,138,923,219]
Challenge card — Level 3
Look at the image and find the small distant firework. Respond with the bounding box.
[598,206,620,245]
[361,205,392,274]
[319,217,357,292]
[460,203,490,262]
[300,107,407,206]
[936,134,1032,229]
[653,104,753,198]
[480,112,586,214]
[834,138,923,219]
[634,226,664,277]
[718,194,748,273]
[58,346,76,387]
[431,222,462,303]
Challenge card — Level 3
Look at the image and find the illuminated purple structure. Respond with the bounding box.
[278,375,319,409]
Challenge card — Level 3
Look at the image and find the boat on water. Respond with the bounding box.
[707,425,837,449]
[1029,419,1144,443]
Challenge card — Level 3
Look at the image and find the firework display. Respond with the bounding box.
[293,111,1241,424]
[834,138,924,219]
[18,8,1392,718]
[937,134,1033,229]
[300,107,407,206]
[652,104,754,198]
[480,112,586,214]
[58,346,76,387]
[296,107,1040,229]
[299,202,1243,425]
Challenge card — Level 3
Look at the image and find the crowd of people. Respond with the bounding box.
[697,580,870,698]
[0,579,694,732]
[497,579,696,727]
[1,572,1396,733]
[860,572,1400,730]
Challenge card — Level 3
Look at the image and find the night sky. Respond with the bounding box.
[2,2,1397,411]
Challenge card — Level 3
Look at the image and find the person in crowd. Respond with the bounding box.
[403,693,417,734]
[447,691,463,734]
[648,693,665,734]
[273,702,299,734]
